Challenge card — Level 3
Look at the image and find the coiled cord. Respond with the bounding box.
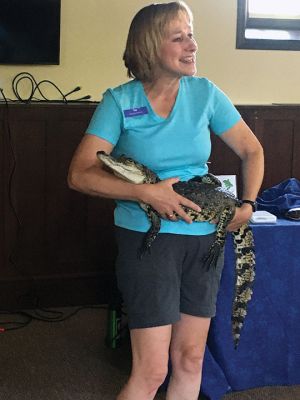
[9,72,90,103]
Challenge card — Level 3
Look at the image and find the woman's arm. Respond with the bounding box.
[218,119,264,231]
[68,134,142,200]
[67,134,201,222]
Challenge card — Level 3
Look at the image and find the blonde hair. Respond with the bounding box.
[123,1,193,82]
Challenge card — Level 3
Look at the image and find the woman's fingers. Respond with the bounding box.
[142,177,201,224]
[226,206,252,231]
[171,197,200,223]
[158,178,201,223]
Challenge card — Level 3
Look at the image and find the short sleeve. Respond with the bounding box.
[209,85,241,136]
[85,89,123,145]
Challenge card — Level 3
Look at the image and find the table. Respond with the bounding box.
[201,219,300,400]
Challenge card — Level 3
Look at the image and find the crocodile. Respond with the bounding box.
[97,150,255,348]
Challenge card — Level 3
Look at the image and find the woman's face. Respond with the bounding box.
[156,12,198,80]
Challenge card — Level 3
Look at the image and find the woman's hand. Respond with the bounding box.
[136,177,201,223]
[226,204,253,232]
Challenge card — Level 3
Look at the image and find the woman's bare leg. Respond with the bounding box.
[166,314,211,400]
[117,325,172,400]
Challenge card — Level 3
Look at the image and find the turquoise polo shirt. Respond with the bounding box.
[86,76,241,235]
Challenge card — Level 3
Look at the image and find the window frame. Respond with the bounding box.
[236,0,300,51]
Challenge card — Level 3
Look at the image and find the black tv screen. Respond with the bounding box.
[0,0,61,65]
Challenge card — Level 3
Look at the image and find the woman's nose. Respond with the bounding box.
[186,37,198,52]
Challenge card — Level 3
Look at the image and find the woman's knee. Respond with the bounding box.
[131,358,169,389]
[129,325,172,390]
[172,345,205,375]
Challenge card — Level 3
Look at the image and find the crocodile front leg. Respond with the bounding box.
[138,205,161,258]
[202,207,234,269]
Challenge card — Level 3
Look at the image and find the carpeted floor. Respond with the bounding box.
[0,306,299,400]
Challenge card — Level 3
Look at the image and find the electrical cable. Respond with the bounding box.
[64,86,81,97]
[6,72,91,103]
[0,87,8,103]
[12,72,67,102]
[0,305,109,332]
[0,304,129,350]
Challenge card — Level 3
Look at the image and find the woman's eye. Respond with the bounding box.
[172,34,193,42]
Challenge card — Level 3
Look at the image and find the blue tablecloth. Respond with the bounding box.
[201,218,300,400]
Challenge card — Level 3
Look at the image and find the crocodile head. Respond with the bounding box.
[96,151,159,184]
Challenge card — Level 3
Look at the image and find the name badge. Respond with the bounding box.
[124,106,148,118]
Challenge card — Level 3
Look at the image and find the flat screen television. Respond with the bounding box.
[0,0,61,65]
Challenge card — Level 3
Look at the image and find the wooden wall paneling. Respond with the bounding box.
[1,105,36,280]
[11,112,49,273]
[255,108,297,190]
[264,119,295,186]
[237,106,300,191]
[0,103,115,309]
[2,106,53,308]
[45,112,90,274]
[42,107,116,306]
[237,106,258,133]
[0,110,5,271]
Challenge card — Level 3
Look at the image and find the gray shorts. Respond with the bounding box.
[115,227,225,329]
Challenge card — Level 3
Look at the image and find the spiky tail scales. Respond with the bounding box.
[231,225,255,348]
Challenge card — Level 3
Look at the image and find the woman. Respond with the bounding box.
[68,2,264,399]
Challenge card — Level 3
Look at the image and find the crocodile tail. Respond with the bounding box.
[231,224,255,348]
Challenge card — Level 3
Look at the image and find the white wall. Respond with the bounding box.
[0,0,299,104]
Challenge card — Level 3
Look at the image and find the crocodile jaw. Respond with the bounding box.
[110,166,146,184]
[97,151,146,184]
